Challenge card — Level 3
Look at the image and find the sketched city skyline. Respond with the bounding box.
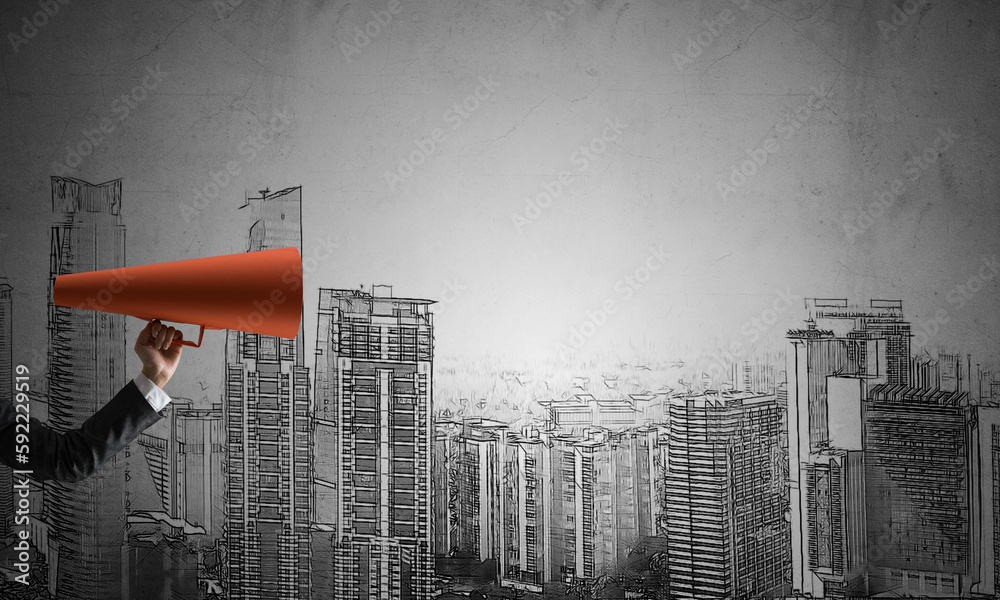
[0,177,997,599]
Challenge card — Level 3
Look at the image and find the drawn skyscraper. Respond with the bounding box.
[0,277,12,539]
[663,391,788,599]
[431,419,461,558]
[44,176,128,600]
[312,287,435,599]
[547,426,657,586]
[786,298,910,599]
[223,187,311,599]
[863,384,978,597]
[972,404,1000,598]
[498,429,549,592]
[125,400,223,600]
[488,398,663,594]
[448,419,506,561]
[138,400,225,540]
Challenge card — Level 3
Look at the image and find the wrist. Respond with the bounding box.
[141,367,169,389]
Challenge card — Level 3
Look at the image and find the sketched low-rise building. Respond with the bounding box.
[540,393,668,432]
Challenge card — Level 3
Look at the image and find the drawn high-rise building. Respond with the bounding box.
[488,399,664,594]
[547,434,594,588]
[126,401,223,600]
[43,176,128,600]
[432,419,461,558]
[312,287,434,599]
[224,187,311,599]
[0,278,12,540]
[864,384,1000,598]
[452,419,505,563]
[498,429,549,592]
[0,278,12,536]
[989,410,1000,599]
[547,426,657,587]
[786,299,909,599]
[663,391,789,599]
[177,403,225,541]
[541,394,668,432]
[138,401,225,540]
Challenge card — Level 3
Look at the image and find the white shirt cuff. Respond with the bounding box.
[133,372,173,413]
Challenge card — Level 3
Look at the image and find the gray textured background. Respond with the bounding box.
[1,0,998,404]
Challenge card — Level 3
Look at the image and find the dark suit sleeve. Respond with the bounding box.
[0,380,165,482]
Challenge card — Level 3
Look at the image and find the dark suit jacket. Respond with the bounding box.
[0,380,164,482]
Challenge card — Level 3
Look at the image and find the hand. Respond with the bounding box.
[134,320,183,389]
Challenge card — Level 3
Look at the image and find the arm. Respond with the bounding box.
[1,376,165,481]
[0,320,184,482]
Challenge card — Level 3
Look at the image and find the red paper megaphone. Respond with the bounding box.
[53,247,303,347]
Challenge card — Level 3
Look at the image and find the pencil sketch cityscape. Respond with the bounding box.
[0,176,995,599]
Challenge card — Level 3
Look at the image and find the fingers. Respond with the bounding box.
[158,326,173,350]
[163,326,179,350]
[153,323,166,349]
[167,330,184,354]
[138,320,154,345]
[138,320,157,348]
[145,320,176,350]
[143,320,159,347]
